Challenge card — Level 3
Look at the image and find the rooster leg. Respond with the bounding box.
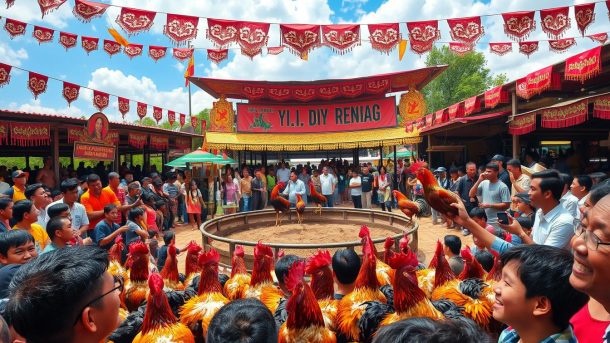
[275,212,279,227]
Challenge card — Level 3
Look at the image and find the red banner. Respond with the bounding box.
[33,26,54,44]
[539,7,571,39]
[407,20,440,54]
[92,90,109,111]
[107,130,119,145]
[38,0,66,18]
[175,137,191,149]
[136,102,147,119]
[103,39,121,57]
[502,11,536,41]
[519,41,538,57]
[28,72,48,99]
[116,7,155,35]
[124,44,143,59]
[449,42,472,55]
[128,132,147,149]
[73,0,109,23]
[153,106,162,123]
[489,42,512,56]
[447,16,484,44]
[280,24,321,57]
[164,13,199,46]
[322,24,360,54]
[565,46,601,83]
[575,3,595,36]
[168,110,176,126]
[588,33,608,45]
[81,36,98,54]
[516,78,528,99]
[206,18,240,48]
[59,31,77,50]
[238,21,270,58]
[148,45,167,62]
[541,99,588,128]
[509,113,536,135]
[62,81,79,106]
[0,122,8,145]
[425,113,434,127]
[524,66,555,99]
[448,103,464,120]
[179,113,185,127]
[484,86,509,108]
[237,97,396,133]
[74,142,115,161]
[464,95,481,115]
[172,48,193,61]
[434,109,447,125]
[190,115,198,129]
[549,38,576,53]
[4,18,26,39]
[150,134,168,150]
[67,126,83,143]
[368,23,400,54]
[0,64,11,87]
[10,122,50,146]
[118,97,129,118]
[593,94,610,119]
[207,49,228,64]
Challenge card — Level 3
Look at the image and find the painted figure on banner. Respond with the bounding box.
[87,112,110,143]
[210,96,235,132]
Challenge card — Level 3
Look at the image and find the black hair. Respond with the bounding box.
[11,200,34,223]
[163,231,175,245]
[50,189,62,199]
[449,167,459,174]
[47,203,70,219]
[108,172,119,180]
[127,182,140,191]
[506,159,521,168]
[532,170,563,201]
[475,250,494,273]
[274,254,302,286]
[6,247,110,343]
[372,317,492,343]
[207,298,277,343]
[0,314,9,343]
[500,245,588,329]
[558,173,573,188]
[46,216,68,241]
[589,184,610,205]
[59,179,78,193]
[332,249,361,285]
[103,203,117,214]
[516,217,533,230]
[468,207,487,221]
[444,235,462,255]
[24,183,44,200]
[574,175,593,192]
[0,198,12,211]
[128,207,145,222]
[0,231,34,257]
[86,173,100,184]
[484,163,499,172]
[155,200,166,209]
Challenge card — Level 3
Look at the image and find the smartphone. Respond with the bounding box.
[497,212,509,225]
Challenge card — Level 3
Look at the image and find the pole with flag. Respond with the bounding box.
[184,47,195,117]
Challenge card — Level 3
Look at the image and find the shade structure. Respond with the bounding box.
[167,148,224,167]
[384,150,414,159]
[216,153,236,164]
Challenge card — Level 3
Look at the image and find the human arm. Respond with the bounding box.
[97,225,129,247]
[450,198,510,250]
[498,215,534,245]
[468,174,486,199]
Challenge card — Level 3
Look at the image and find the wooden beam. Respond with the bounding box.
[511,90,519,159]
[53,127,60,187]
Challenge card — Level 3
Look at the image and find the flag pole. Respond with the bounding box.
[188,42,193,117]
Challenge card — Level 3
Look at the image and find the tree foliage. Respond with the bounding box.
[423,46,508,113]
[132,108,210,134]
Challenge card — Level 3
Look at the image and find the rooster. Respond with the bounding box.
[305,250,338,330]
[182,241,202,289]
[359,225,393,286]
[295,193,306,224]
[308,181,327,215]
[223,244,251,300]
[278,261,336,343]
[108,235,129,286]
[124,241,151,312]
[160,244,184,291]
[416,240,454,299]
[179,248,230,338]
[133,273,195,343]
[247,241,284,312]
[383,237,396,264]
[271,182,291,226]
[410,161,459,218]
[392,190,422,220]
[337,227,387,341]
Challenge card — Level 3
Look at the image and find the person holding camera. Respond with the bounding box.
[469,163,511,233]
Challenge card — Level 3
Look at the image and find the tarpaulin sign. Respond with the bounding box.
[74,142,115,161]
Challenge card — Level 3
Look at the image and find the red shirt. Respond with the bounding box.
[571,303,610,343]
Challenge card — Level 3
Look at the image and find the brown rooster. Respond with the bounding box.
[392,190,421,220]
[183,241,202,289]
[247,241,284,312]
[108,235,128,286]
[278,261,336,343]
[308,181,327,215]
[160,244,184,290]
[383,237,396,264]
[305,250,338,331]
[295,193,306,224]
[416,240,454,299]
[271,182,291,226]
[223,244,251,300]
[410,161,459,218]
[179,248,230,338]
[124,241,150,312]
[359,225,393,286]
[133,273,195,343]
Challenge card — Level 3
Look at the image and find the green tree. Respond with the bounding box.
[423,46,508,113]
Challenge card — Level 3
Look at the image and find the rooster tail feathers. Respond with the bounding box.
[304,250,332,274]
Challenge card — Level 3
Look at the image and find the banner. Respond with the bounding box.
[236,97,397,133]
[464,95,481,115]
[10,122,50,146]
[368,23,400,54]
[593,94,610,119]
[564,46,601,83]
[175,137,191,149]
[448,103,464,120]
[128,132,147,149]
[524,66,556,99]
[0,122,7,145]
[150,134,168,150]
[509,113,536,135]
[434,109,447,125]
[67,125,84,143]
[541,99,588,128]
[74,142,115,161]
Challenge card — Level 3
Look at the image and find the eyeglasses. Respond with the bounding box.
[574,222,610,251]
[73,275,124,325]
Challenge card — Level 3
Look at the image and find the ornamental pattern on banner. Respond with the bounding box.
[28,72,48,99]
[524,66,553,99]
[175,137,190,149]
[62,82,79,106]
[518,41,538,57]
[593,94,610,119]
[128,132,147,149]
[118,97,129,118]
[4,19,27,39]
[448,103,463,120]
[150,134,168,150]
[10,122,50,146]
[280,24,321,57]
[564,46,601,83]
[367,23,400,54]
[179,113,185,127]
[136,102,147,119]
[447,16,484,44]
[207,49,228,64]
[148,46,167,62]
[449,42,472,56]
[322,24,360,54]
[464,96,481,115]
[0,64,11,87]
[59,31,77,50]
[574,3,595,36]
[164,13,199,46]
[124,44,143,59]
[539,7,571,40]
[549,38,576,53]
[237,21,270,58]
[103,40,121,57]
[588,33,608,44]
[509,113,536,135]
[172,48,193,61]
[190,115,198,129]
[93,90,109,111]
[38,0,67,18]
[407,20,440,54]
[502,11,536,41]
[434,109,447,125]
[33,26,54,44]
[167,111,176,126]
[489,42,512,56]
[81,36,99,54]
[516,78,528,99]
[153,106,162,123]
[484,86,508,108]
[72,0,109,23]
[116,7,156,35]
[206,18,239,48]
[541,100,588,128]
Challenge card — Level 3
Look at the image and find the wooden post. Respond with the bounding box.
[393,146,398,190]
[378,146,383,169]
[511,90,519,159]
[53,127,60,187]
[427,135,433,167]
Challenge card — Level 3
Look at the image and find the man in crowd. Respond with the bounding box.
[240,168,253,212]
[559,173,579,219]
[120,171,134,190]
[320,166,335,208]
[332,249,361,300]
[162,172,179,228]
[360,166,373,209]
[571,175,592,219]
[455,162,478,235]
[45,179,89,238]
[35,157,56,190]
[276,162,290,183]
[124,182,141,206]
[491,154,512,190]
[24,183,50,229]
[42,216,74,254]
[282,171,306,207]
[0,198,12,232]
[11,200,50,254]
[0,230,37,266]
[443,235,464,276]
[349,170,362,209]
[3,170,27,203]
[507,159,531,196]
[469,163,511,233]
[93,204,128,251]
[107,172,126,225]
[207,298,277,343]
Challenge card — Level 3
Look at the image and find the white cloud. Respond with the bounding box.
[8,98,82,116]
[0,1,73,28]
[0,41,28,66]
[174,61,185,72]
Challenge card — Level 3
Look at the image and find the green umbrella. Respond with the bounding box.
[167,148,224,167]
[215,152,236,164]
[384,150,414,159]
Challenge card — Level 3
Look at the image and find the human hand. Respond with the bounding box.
[119,226,129,233]
[509,171,515,183]
[449,197,470,226]
[498,214,525,236]
[478,172,488,181]
[479,203,489,209]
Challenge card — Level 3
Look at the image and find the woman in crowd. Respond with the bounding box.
[224,174,239,207]
[141,193,159,233]
[186,180,205,231]
[377,166,392,212]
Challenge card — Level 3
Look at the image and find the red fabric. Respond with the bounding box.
[118,97,129,118]
[72,0,108,22]
[175,137,190,149]
[489,42,512,56]
[434,109,447,124]
[9,122,50,146]
[62,82,79,106]
[549,38,576,53]
[367,23,400,54]
[59,31,77,50]
[207,48,228,64]
[524,66,557,99]
[571,304,610,343]
[27,72,48,99]
[92,90,109,111]
[516,78,528,99]
[179,113,185,127]
[565,46,602,83]
[509,113,536,135]
[124,43,143,59]
[267,87,292,101]
[136,102,147,119]
[464,95,481,115]
[242,85,265,100]
[447,16,484,44]
[267,46,284,55]
[168,111,176,126]
[67,126,83,143]
[318,85,340,100]
[152,106,162,123]
[449,42,472,56]
[190,115,198,129]
[103,39,121,57]
[172,48,193,61]
[340,82,364,98]
[541,99,588,128]
[32,26,54,44]
[238,21,270,58]
[407,20,440,54]
[448,103,463,120]
[518,41,538,57]
[148,45,167,62]
[501,11,536,41]
[280,24,321,57]
[164,13,199,45]
[115,7,156,35]
[405,122,413,133]
[539,7,570,39]
[293,86,318,102]
[365,78,389,94]
[593,94,610,119]
[0,123,6,145]
[588,33,608,44]
[38,0,66,17]
[4,19,27,39]
[81,36,98,54]
[128,132,147,149]
[322,24,360,54]
[484,86,508,108]
[0,64,11,88]
[5,0,14,8]
[425,113,434,127]
[206,18,240,48]
[150,134,168,150]
[574,3,595,36]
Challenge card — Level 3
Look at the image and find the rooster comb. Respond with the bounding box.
[304,250,331,274]
[460,246,473,262]
[187,241,202,254]
[387,251,418,270]
[128,240,149,255]
[254,241,273,258]
[409,160,427,173]
[234,245,245,258]
[358,225,371,239]
[284,260,305,292]
[148,273,164,295]
[399,234,410,249]
[198,248,220,266]
[383,237,395,250]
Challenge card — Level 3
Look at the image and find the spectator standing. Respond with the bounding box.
[491,154,512,190]
[162,173,179,229]
[0,174,9,194]
[141,193,159,232]
[311,169,322,194]
[151,178,170,230]
[570,175,592,220]
[251,168,265,211]
[455,163,478,215]
[469,163,511,233]
[35,157,56,190]
[45,179,89,238]
[319,167,335,208]
[432,167,450,226]
[224,175,239,206]
[349,170,362,209]
[298,167,311,201]
[260,166,268,208]
[24,183,50,229]
[0,198,12,232]
[80,174,120,232]
[282,171,306,207]
[11,200,50,253]
[559,173,579,219]
[186,180,205,231]
[124,182,141,206]
[240,168,253,212]
[276,162,290,183]
[266,169,276,204]
[360,166,373,209]
[377,166,392,212]
[507,159,531,196]
[3,170,27,203]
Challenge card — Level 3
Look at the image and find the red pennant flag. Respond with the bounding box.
[179,113,186,127]
[172,48,193,61]
[368,23,400,54]
[237,21,270,58]
[201,119,207,132]
[92,90,109,111]
[62,82,79,106]
[6,0,15,8]
[489,42,512,56]
[574,3,595,36]
[321,24,360,54]
[549,38,576,53]
[136,102,147,119]
[72,0,109,22]
[115,7,156,35]
[502,11,536,41]
[518,41,538,58]
[167,110,176,126]
[148,45,167,62]
[28,72,48,99]
[448,42,473,56]
[0,64,12,88]
[32,26,54,44]
[206,18,240,48]
[447,16,484,44]
[164,13,199,46]
[59,32,78,50]
[207,49,228,64]
[124,43,143,59]
[539,7,570,40]
[4,19,27,39]
[153,106,162,123]
[280,24,321,57]
[191,115,198,129]
[587,32,608,45]
[118,97,129,118]
[103,39,121,57]
[38,0,67,18]
[81,36,99,54]
[407,20,440,55]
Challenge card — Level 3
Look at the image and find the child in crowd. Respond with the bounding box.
[443,235,464,276]
[469,207,497,255]
[93,204,128,251]
[0,230,37,265]
[156,231,184,273]
[124,207,150,247]
[42,216,74,254]
[11,200,49,254]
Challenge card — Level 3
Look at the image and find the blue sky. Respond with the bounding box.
[0,0,607,124]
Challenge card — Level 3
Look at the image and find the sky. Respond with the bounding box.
[0,0,608,124]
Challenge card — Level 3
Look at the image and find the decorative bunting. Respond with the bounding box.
[0,64,11,88]
[593,94,610,119]
[502,11,536,41]
[549,38,576,53]
[484,86,509,108]
[149,134,168,150]
[179,113,186,127]
[516,77,528,99]
[294,87,318,101]
[449,42,473,56]
[136,102,147,119]
[92,90,109,111]
[10,122,50,146]
[425,113,434,127]
[447,16,484,44]
[191,115,198,129]
[564,46,601,83]
[27,72,48,99]
[518,41,538,57]
[81,36,99,54]
[118,97,129,118]
[407,20,440,55]
[207,48,228,64]
[37,0,67,18]
[237,21,270,58]
[4,18,27,39]
[539,7,570,39]
[168,110,176,126]
[116,7,156,35]
[321,24,360,54]
[489,42,512,56]
[66,126,84,143]
[206,18,239,48]
[524,66,554,99]
[464,95,481,115]
[509,113,536,135]
[317,85,339,100]
[62,81,79,106]
[172,48,193,61]
[103,39,121,57]
[541,99,588,128]
[124,43,143,59]
[405,121,414,133]
[164,13,199,45]
[587,32,608,44]
[128,132,147,149]
[148,45,167,62]
[368,23,400,54]
[59,31,77,50]
[280,24,321,57]
[72,0,109,23]
[32,26,54,44]
[434,109,447,125]
[574,3,595,36]
[448,103,464,120]
[6,0,15,8]
[152,106,162,123]
[267,46,284,55]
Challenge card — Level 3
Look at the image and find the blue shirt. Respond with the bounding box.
[93,220,120,250]
[41,242,60,254]
[499,326,577,343]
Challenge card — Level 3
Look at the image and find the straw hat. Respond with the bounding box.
[522,163,546,177]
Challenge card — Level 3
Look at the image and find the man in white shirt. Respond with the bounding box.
[45,179,89,237]
[276,162,291,183]
[282,171,306,207]
[319,167,335,208]
[559,173,579,219]
[349,170,362,209]
[571,175,592,221]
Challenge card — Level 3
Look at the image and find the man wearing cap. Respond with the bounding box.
[3,170,28,202]
[490,154,512,191]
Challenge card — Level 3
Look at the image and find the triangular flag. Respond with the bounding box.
[184,54,194,87]
[399,39,408,61]
[107,28,129,47]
